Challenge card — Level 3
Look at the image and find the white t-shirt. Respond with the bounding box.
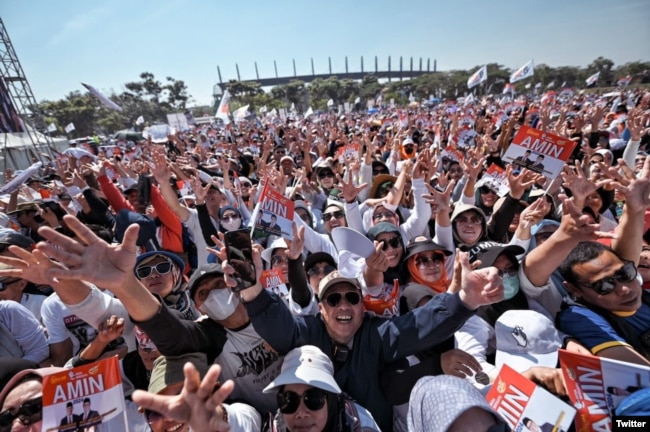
[41,293,97,355]
[21,292,46,325]
[184,208,219,266]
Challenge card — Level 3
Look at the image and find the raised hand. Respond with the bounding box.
[132,363,233,432]
[441,348,483,378]
[34,215,140,293]
[191,175,211,204]
[150,148,171,182]
[612,157,650,210]
[556,195,615,242]
[561,159,609,207]
[506,166,540,199]
[0,245,65,286]
[285,224,306,260]
[337,173,367,204]
[365,242,390,273]
[95,316,126,345]
[457,250,504,310]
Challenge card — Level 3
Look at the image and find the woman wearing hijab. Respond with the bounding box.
[403,236,453,299]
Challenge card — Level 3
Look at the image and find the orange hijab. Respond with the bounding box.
[407,252,450,294]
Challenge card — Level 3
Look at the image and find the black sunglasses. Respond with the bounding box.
[0,397,43,431]
[574,261,637,295]
[277,388,328,414]
[322,211,344,222]
[135,261,173,279]
[379,236,402,251]
[307,265,335,277]
[325,291,361,307]
[0,279,19,292]
[318,171,335,179]
[372,169,389,176]
[479,185,497,195]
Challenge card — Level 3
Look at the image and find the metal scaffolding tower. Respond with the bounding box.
[0,17,56,165]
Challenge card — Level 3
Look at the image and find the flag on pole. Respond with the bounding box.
[354,96,361,104]
[524,83,531,89]
[464,93,475,106]
[290,103,296,113]
[327,99,334,107]
[304,107,314,118]
[64,123,75,133]
[585,72,600,87]
[215,90,232,124]
[546,81,555,89]
[509,60,534,83]
[561,81,568,89]
[260,105,268,114]
[47,123,57,133]
[534,82,542,89]
[467,66,488,89]
[503,84,515,94]
[135,115,145,125]
[616,76,632,86]
[233,105,250,123]
[81,82,123,111]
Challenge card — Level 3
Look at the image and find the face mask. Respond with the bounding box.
[221,218,241,232]
[502,274,520,300]
[201,289,239,321]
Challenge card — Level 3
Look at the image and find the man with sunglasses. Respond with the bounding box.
[239,253,505,431]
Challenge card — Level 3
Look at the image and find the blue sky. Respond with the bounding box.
[3,0,649,107]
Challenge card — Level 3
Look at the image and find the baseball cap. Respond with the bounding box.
[148,353,209,395]
[264,345,341,394]
[407,375,505,432]
[280,155,295,166]
[188,263,225,300]
[304,252,336,274]
[404,236,452,262]
[261,237,288,264]
[0,231,35,250]
[366,222,401,242]
[402,283,436,311]
[465,241,525,269]
[494,310,562,373]
[317,270,361,300]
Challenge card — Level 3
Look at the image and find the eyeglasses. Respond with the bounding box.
[307,265,335,277]
[372,211,396,222]
[379,236,402,251]
[135,261,173,279]
[479,186,497,195]
[415,255,444,267]
[145,409,164,424]
[0,279,19,292]
[277,388,327,414]
[322,211,344,222]
[325,291,361,307]
[456,215,482,225]
[0,397,43,431]
[221,214,241,223]
[274,149,286,155]
[271,255,289,266]
[318,171,335,179]
[574,261,637,295]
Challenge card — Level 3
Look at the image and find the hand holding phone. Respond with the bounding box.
[224,229,257,292]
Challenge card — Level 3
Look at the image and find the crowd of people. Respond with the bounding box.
[0,87,649,431]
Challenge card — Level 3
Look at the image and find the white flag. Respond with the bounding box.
[260,105,268,114]
[304,107,314,118]
[408,92,415,102]
[47,123,57,133]
[467,66,488,89]
[354,96,361,104]
[525,83,532,89]
[81,82,123,111]
[64,122,75,133]
[135,115,145,125]
[290,103,296,113]
[215,90,232,124]
[585,71,600,87]
[509,60,534,83]
[464,93,475,106]
[535,82,542,89]
[269,108,278,117]
[233,105,250,123]
[546,81,555,89]
[327,99,334,107]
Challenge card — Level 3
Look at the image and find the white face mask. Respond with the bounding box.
[220,216,241,232]
[201,289,239,321]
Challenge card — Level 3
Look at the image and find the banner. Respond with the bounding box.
[586,72,600,87]
[510,60,534,83]
[335,143,360,164]
[215,90,232,124]
[559,350,650,431]
[42,356,127,432]
[477,163,510,197]
[487,364,576,432]
[616,76,632,86]
[249,182,295,240]
[467,65,487,89]
[259,268,289,301]
[166,113,189,131]
[64,123,75,133]
[502,125,577,179]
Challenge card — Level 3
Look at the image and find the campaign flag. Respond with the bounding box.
[502,125,577,179]
[559,350,650,432]
[81,82,123,112]
[477,164,510,197]
[304,106,314,118]
[42,356,128,431]
[327,99,334,107]
[408,92,415,103]
[135,115,145,125]
[354,96,361,104]
[509,60,534,83]
[487,364,576,432]
[585,72,600,87]
[64,122,75,133]
[524,83,531,89]
[233,105,250,123]
[616,75,632,86]
[47,123,57,133]
[503,83,515,95]
[289,103,296,113]
[259,268,289,301]
[335,143,360,164]
[467,65,487,89]
[249,182,295,241]
[343,102,351,114]
[534,82,542,89]
[464,93,475,105]
[546,81,555,89]
[215,90,231,124]
[259,105,268,114]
